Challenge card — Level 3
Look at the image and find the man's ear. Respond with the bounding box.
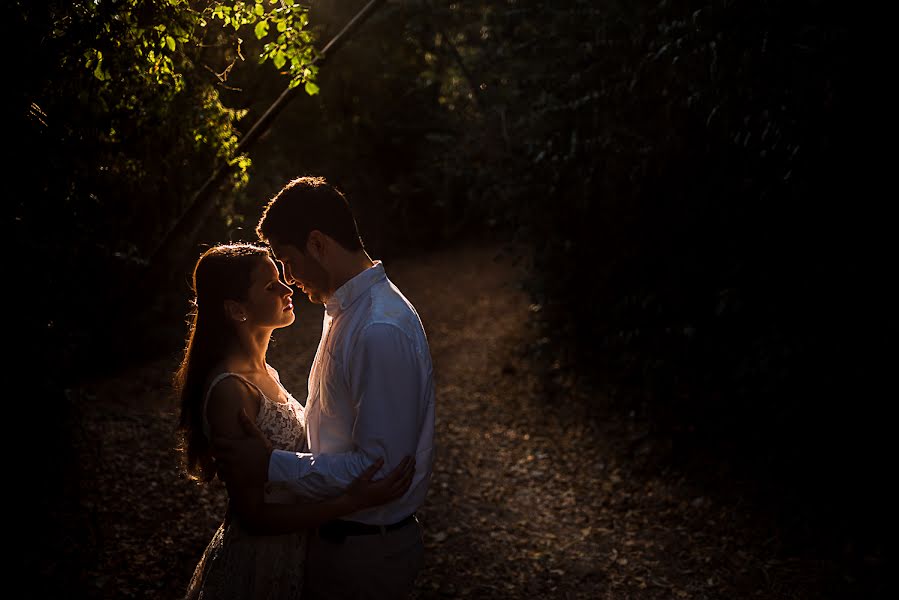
[224,300,247,323]
[306,230,326,262]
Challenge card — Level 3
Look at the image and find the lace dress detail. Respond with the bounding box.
[185,369,308,600]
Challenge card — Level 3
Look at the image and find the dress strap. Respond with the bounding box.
[201,372,265,438]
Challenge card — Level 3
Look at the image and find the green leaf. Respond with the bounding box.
[277,19,287,32]
[255,3,264,16]
[304,81,320,95]
[254,20,269,39]
[165,35,176,51]
[273,50,287,69]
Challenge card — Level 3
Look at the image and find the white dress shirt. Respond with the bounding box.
[269,261,435,525]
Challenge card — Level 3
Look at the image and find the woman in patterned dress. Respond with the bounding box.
[174,243,414,599]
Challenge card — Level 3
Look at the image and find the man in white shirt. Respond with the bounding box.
[213,176,435,599]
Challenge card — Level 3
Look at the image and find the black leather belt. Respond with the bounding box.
[318,514,416,543]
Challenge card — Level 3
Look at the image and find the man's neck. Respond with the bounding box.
[328,251,375,295]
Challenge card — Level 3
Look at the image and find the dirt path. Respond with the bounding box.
[70,241,831,599]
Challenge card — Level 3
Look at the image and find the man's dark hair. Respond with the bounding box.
[256,176,363,252]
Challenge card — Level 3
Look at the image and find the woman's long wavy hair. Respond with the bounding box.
[174,243,271,482]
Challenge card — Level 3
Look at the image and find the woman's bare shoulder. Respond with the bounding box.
[205,373,260,438]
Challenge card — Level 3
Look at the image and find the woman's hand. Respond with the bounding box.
[344,456,416,510]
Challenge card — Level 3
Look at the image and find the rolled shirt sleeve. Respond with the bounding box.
[268,448,370,500]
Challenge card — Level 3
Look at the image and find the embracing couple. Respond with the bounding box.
[175,176,435,599]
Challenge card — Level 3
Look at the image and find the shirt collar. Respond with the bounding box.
[325,260,385,317]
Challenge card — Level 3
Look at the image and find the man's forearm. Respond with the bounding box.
[269,449,374,500]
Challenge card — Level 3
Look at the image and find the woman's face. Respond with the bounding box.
[243,257,295,329]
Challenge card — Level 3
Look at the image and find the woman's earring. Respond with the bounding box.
[239,315,247,322]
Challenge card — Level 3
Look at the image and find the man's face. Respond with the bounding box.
[270,240,331,305]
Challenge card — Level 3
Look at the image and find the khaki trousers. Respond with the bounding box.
[303,518,424,600]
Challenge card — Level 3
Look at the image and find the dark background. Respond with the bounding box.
[13,0,890,597]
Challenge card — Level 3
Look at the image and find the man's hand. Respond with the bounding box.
[211,408,273,486]
[344,456,416,511]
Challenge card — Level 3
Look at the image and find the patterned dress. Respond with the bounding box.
[185,368,307,600]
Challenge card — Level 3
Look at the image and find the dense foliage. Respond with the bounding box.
[428,0,888,546]
[14,0,321,377]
